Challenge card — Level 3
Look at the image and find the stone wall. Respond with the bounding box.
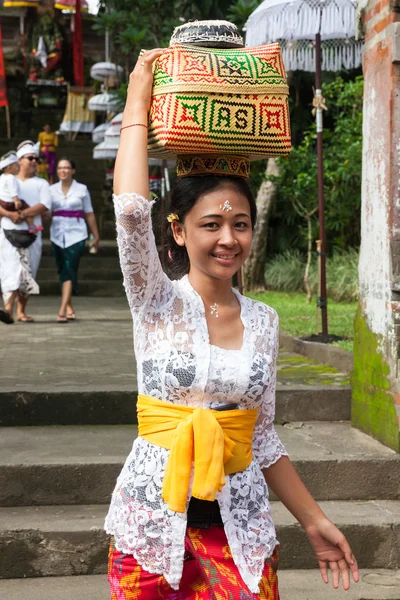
[353,0,400,451]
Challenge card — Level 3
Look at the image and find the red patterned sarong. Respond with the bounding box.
[108,526,280,599]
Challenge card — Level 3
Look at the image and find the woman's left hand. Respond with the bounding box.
[305,517,359,590]
[89,236,100,252]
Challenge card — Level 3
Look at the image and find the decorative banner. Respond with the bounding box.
[72,0,84,86]
[0,25,9,108]
[3,1,39,7]
[3,0,88,8]
[54,0,88,11]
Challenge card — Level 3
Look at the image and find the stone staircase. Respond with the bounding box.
[36,240,125,297]
[0,300,399,598]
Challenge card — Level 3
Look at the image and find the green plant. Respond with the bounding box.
[266,75,363,255]
[264,248,359,303]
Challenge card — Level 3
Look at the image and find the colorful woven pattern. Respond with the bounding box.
[148,44,291,161]
[108,527,280,599]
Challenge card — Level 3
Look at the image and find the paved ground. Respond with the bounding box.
[0,570,399,600]
[0,296,350,392]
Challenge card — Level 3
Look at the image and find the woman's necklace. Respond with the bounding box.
[210,303,219,318]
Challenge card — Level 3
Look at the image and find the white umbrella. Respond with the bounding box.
[93,138,120,160]
[104,112,123,138]
[246,0,361,72]
[245,0,359,336]
[88,92,120,112]
[90,62,124,82]
[92,123,109,144]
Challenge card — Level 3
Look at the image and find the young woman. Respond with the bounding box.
[105,49,359,599]
[49,158,100,323]
[38,123,58,184]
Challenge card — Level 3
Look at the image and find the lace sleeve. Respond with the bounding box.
[113,192,168,314]
[253,309,289,469]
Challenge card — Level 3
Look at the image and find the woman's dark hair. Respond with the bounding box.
[166,175,257,278]
[57,156,76,170]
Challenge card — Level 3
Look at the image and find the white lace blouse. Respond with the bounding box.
[104,192,288,594]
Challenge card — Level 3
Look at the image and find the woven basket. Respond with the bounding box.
[148,43,291,161]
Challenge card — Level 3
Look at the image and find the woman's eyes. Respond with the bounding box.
[203,222,249,229]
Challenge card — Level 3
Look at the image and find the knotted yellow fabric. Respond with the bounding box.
[137,394,258,513]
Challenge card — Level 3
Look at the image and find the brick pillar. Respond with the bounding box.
[353,0,400,451]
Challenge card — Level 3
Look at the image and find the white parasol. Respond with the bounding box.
[88,92,120,112]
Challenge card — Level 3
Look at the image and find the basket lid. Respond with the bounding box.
[170,20,244,48]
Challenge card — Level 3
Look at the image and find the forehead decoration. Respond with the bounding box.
[220,200,232,212]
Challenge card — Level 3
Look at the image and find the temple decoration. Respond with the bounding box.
[90,62,123,83]
[27,0,68,85]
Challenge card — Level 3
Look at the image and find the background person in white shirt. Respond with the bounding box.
[16,140,52,322]
[0,152,39,324]
[49,157,100,323]
[0,151,42,234]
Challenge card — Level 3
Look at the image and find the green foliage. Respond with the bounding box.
[264,248,359,302]
[227,0,260,32]
[94,0,252,65]
[93,0,258,108]
[267,75,363,254]
[248,290,357,349]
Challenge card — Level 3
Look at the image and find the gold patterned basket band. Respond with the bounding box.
[176,155,250,178]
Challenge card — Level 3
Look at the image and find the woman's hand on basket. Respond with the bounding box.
[305,517,359,590]
[126,48,165,115]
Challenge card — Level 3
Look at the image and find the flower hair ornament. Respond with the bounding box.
[167,213,180,223]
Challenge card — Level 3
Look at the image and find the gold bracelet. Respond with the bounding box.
[120,123,148,132]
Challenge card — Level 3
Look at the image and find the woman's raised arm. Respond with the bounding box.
[114,48,164,196]
[113,49,170,315]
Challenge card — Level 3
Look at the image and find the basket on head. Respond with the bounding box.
[148,45,291,164]
[146,21,292,177]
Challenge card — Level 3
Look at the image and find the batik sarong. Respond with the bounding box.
[108,526,280,600]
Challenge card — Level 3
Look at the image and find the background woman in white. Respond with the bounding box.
[49,157,100,323]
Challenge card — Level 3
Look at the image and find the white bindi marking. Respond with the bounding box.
[220,200,232,212]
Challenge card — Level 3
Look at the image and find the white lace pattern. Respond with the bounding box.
[104,192,288,593]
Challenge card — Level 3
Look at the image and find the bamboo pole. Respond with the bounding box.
[5,104,11,139]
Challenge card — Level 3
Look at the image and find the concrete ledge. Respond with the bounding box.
[1,422,397,507]
[275,386,351,422]
[279,332,354,373]
[2,455,399,507]
[0,570,399,600]
[0,387,351,426]
[0,501,399,578]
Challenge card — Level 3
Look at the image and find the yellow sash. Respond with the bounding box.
[137,394,258,513]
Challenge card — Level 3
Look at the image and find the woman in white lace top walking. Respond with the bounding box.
[105,48,359,600]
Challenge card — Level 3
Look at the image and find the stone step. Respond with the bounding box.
[41,241,118,258]
[35,280,125,297]
[278,569,400,600]
[38,255,120,269]
[1,570,399,600]
[0,385,350,426]
[0,500,399,579]
[0,423,398,507]
[37,267,123,281]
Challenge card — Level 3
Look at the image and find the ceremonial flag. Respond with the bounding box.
[73,0,84,86]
